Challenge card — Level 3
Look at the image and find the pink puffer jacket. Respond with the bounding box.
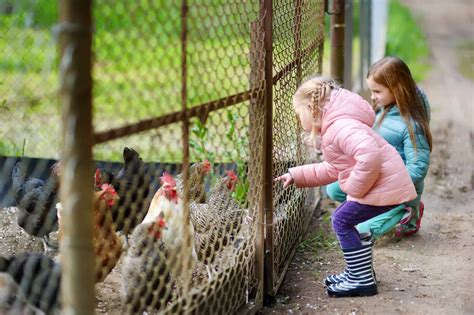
[289,88,417,206]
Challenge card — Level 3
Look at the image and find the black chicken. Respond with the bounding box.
[110,147,153,237]
[0,252,61,314]
[11,161,60,252]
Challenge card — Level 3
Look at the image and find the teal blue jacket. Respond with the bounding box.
[373,88,431,207]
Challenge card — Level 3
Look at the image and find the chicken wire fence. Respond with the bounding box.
[0,0,325,314]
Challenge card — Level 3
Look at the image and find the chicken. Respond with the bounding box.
[11,161,61,252]
[110,147,153,237]
[0,252,61,314]
[188,171,234,236]
[121,217,172,313]
[175,160,212,203]
[209,170,245,235]
[143,172,196,287]
[191,170,247,279]
[92,184,122,282]
[190,170,240,237]
[94,167,115,191]
[57,183,122,283]
[193,219,228,274]
[142,172,181,225]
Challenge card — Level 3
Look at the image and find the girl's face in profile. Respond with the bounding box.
[294,103,313,132]
[367,76,395,108]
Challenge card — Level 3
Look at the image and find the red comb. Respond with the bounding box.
[226,170,238,181]
[99,184,118,207]
[202,160,212,173]
[101,183,117,195]
[160,172,176,186]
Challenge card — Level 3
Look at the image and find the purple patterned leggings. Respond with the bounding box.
[332,201,395,248]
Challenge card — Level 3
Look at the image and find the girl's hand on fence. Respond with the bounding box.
[274,173,294,189]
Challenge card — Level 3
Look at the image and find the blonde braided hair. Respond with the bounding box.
[294,76,340,148]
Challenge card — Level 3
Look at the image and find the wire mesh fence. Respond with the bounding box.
[0,0,325,313]
[270,0,325,294]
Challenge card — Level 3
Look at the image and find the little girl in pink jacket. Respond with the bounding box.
[275,76,416,298]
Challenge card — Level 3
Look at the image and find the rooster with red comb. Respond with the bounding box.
[143,172,180,224]
[143,171,197,284]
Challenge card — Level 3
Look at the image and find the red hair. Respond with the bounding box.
[368,57,432,151]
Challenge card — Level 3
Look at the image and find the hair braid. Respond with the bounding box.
[310,87,320,119]
[294,76,341,150]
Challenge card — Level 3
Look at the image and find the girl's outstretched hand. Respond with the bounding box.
[274,173,294,189]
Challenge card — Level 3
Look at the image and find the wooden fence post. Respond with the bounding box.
[58,0,95,313]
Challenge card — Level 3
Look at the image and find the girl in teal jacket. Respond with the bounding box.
[326,56,433,238]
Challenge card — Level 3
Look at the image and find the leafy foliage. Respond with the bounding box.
[189,118,216,165]
[189,110,249,207]
[224,110,249,208]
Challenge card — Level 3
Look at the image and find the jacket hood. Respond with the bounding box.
[321,88,375,135]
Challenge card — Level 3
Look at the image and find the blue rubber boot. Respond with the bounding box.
[327,242,377,297]
[324,233,373,286]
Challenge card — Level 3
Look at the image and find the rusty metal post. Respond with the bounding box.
[359,0,372,92]
[180,1,194,311]
[249,19,265,310]
[262,0,275,298]
[343,0,353,90]
[58,0,95,314]
[330,0,345,84]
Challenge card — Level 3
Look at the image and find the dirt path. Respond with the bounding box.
[261,1,474,314]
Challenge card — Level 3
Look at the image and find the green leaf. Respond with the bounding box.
[191,126,201,137]
[189,139,198,148]
[196,146,206,154]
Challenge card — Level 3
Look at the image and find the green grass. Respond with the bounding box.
[0,139,24,157]
[385,0,430,82]
[1,1,325,162]
[298,211,337,256]
[2,0,430,162]
[0,1,261,162]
